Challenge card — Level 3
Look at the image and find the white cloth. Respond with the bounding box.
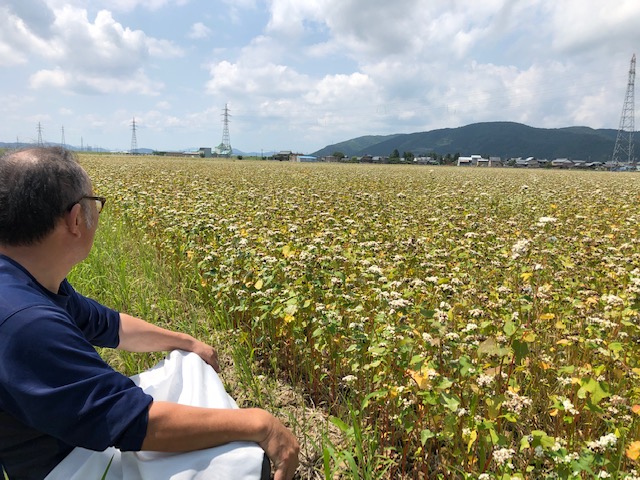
[45,350,267,480]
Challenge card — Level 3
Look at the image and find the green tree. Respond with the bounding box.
[332,151,346,160]
[390,149,400,158]
[403,151,415,162]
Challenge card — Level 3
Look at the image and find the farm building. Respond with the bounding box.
[551,158,574,168]
[273,151,293,161]
[292,155,319,162]
[457,154,483,167]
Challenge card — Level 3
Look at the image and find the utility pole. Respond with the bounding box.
[61,126,66,148]
[612,54,636,165]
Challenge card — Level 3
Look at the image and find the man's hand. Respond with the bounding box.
[257,412,300,480]
[190,340,220,373]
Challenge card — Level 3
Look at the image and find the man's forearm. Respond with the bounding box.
[142,402,268,451]
[142,402,300,480]
[117,313,220,371]
[117,313,195,352]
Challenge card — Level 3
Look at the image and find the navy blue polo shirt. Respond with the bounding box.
[0,255,153,480]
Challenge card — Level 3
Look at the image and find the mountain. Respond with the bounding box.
[312,122,637,161]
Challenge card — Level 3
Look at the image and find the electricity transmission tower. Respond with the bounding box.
[130,117,138,154]
[37,122,44,146]
[612,54,636,164]
[215,104,232,157]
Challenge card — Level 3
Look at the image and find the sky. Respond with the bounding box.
[1,0,639,154]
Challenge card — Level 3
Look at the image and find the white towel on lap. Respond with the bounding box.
[45,350,267,480]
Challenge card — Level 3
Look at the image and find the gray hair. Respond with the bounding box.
[0,146,90,246]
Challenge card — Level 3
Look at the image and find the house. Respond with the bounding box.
[458,155,483,167]
[551,158,574,168]
[414,156,437,165]
[514,158,528,168]
[273,151,292,161]
[488,157,503,167]
[537,159,550,167]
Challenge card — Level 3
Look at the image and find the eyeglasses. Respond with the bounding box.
[67,195,107,214]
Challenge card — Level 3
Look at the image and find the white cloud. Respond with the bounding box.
[5,4,183,95]
[546,0,640,56]
[221,0,257,24]
[99,0,190,13]
[206,60,310,98]
[47,8,148,71]
[0,94,35,113]
[188,22,212,40]
[30,66,163,95]
[147,37,184,58]
[0,3,52,66]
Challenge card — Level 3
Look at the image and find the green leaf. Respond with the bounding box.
[410,354,425,366]
[421,429,436,445]
[459,355,474,376]
[436,377,454,391]
[501,412,518,423]
[608,342,624,353]
[478,337,511,357]
[440,392,461,411]
[329,416,351,434]
[100,455,115,480]
[577,378,610,405]
[503,320,517,337]
[512,338,529,365]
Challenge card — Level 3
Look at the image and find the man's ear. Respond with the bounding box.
[65,203,83,237]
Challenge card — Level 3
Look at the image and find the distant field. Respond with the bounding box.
[76,154,640,479]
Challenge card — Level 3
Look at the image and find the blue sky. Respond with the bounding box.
[1,0,639,154]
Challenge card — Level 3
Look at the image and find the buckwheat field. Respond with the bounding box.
[78,154,640,479]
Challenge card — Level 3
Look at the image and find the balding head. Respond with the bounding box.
[0,147,90,246]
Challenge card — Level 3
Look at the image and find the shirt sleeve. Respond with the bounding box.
[0,306,153,452]
[60,280,122,348]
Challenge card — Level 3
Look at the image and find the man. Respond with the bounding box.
[0,147,299,480]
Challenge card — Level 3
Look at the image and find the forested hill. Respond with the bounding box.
[313,122,638,161]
